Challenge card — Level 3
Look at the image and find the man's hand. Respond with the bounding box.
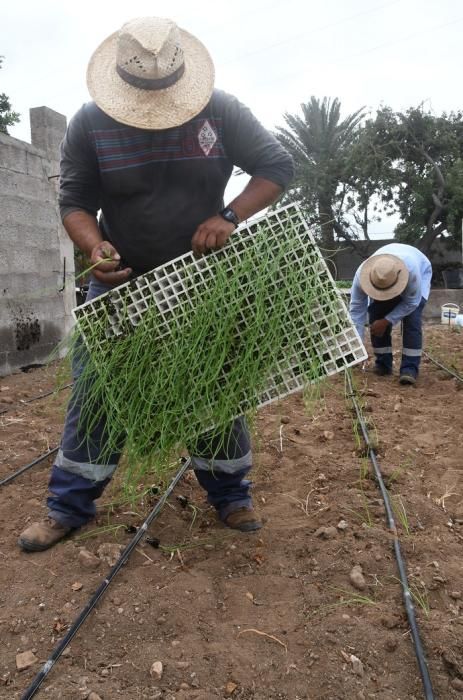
[90,241,132,285]
[370,319,391,337]
[191,216,236,256]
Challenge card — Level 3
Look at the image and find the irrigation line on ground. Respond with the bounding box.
[22,383,74,404]
[21,457,191,700]
[423,350,463,383]
[345,370,435,700]
[0,383,73,416]
[0,447,59,488]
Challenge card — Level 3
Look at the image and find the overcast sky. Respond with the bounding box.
[2,0,462,235]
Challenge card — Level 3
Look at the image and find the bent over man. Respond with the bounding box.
[350,243,432,385]
[19,16,293,551]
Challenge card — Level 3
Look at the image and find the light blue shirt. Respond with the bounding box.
[349,243,432,340]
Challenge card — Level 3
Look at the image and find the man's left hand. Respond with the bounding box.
[370,319,391,337]
[191,215,236,256]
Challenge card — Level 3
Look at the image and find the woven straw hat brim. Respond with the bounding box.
[359,254,409,300]
[87,28,215,130]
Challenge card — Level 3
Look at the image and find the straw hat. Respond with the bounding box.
[359,254,409,300]
[87,17,215,130]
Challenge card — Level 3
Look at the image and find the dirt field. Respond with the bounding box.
[0,325,462,700]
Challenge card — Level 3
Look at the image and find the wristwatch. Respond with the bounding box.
[219,206,240,228]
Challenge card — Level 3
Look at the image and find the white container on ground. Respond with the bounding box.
[441,303,460,325]
[455,314,463,327]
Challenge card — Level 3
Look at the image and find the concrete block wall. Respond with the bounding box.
[0,107,75,376]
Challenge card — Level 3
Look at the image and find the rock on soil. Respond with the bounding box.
[150,660,163,680]
[349,565,367,591]
[314,526,337,539]
[16,650,38,671]
[225,680,238,695]
[78,548,100,570]
[97,542,125,566]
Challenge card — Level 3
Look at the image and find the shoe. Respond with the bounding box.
[18,517,72,552]
[399,373,416,386]
[373,365,392,377]
[223,507,262,532]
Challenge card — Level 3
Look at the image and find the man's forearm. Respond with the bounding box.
[62,210,103,257]
[228,176,283,222]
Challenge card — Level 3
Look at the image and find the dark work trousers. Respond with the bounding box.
[368,296,426,377]
[47,278,253,528]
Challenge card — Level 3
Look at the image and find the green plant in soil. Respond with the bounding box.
[387,455,413,487]
[392,576,430,618]
[343,371,375,527]
[312,587,377,616]
[408,581,431,618]
[391,494,412,536]
[71,223,348,490]
[345,492,374,528]
[74,523,129,542]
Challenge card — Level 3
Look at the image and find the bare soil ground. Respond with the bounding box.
[0,325,462,700]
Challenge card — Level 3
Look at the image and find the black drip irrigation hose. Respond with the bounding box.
[0,447,59,488]
[21,457,191,700]
[346,371,435,700]
[423,350,463,383]
[22,383,74,404]
[0,383,73,416]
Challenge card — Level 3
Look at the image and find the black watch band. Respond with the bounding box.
[219,206,240,228]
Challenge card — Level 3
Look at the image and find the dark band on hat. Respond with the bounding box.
[116,62,185,90]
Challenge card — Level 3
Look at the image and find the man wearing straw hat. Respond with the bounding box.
[19,17,293,551]
[350,243,432,385]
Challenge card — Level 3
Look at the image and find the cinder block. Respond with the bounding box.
[30,107,66,157]
[0,168,50,199]
[0,194,60,230]
[25,149,48,179]
[0,140,28,173]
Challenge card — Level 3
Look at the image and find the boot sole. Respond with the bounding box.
[399,375,416,385]
[223,520,263,532]
[18,537,57,552]
[18,530,72,552]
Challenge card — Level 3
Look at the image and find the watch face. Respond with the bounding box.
[221,208,239,226]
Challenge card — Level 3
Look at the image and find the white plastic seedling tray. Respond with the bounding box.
[73,204,367,409]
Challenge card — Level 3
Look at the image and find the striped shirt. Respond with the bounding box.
[59,90,294,273]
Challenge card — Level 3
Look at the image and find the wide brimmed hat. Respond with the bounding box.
[359,254,409,300]
[87,17,215,130]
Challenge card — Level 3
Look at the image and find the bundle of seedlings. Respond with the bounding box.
[71,207,364,488]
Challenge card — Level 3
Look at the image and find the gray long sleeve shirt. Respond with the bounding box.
[59,89,294,272]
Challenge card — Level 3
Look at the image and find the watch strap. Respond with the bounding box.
[219,206,240,227]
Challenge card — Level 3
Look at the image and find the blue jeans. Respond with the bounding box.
[47,277,253,528]
[368,296,426,377]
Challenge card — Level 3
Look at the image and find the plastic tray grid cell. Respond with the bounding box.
[73,204,367,414]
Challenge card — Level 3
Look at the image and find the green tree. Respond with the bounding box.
[341,116,397,244]
[372,105,463,253]
[0,56,20,134]
[275,97,365,247]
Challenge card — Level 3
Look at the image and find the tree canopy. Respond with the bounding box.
[276,98,463,254]
[0,56,20,135]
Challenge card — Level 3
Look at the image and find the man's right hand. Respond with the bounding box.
[90,241,132,285]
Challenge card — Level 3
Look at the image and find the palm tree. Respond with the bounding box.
[276,97,365,247]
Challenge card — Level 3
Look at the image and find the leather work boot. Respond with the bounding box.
[223,507,262,532]
[399,373,416,386]
[18,518,72,552]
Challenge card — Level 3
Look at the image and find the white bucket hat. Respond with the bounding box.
[86,17,215,130]
[359,254,409,300]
